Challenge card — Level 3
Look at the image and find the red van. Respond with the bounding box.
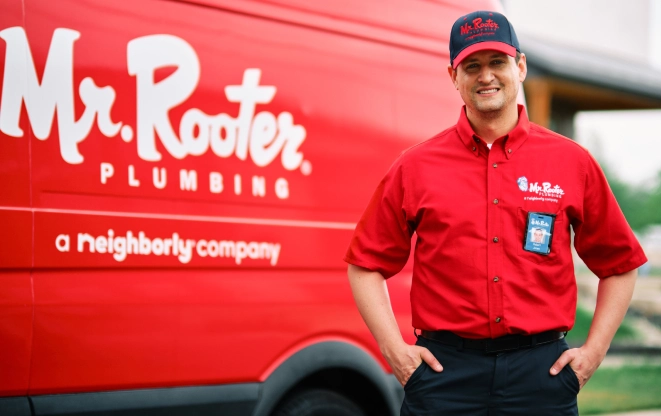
[0,0,500,414]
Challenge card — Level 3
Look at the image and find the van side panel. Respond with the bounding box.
[0,0,498,403]
[0,273,33,396]
[0,0,34,398]
[21,0,435,394]
[0,0,31,212]
[30,269,367,394]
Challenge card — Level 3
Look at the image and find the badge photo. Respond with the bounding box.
[523,212,556,255]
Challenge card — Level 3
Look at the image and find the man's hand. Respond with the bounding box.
[549,346,604,389]
[346,265,444,387]
[549,270,637,390]
[385,342,443,387]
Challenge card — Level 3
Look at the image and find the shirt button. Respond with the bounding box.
[495,317,501,323]
[472,146,476,151]
[508,149,512,154]
[493,237,499,243]
[493,198,499,204]
[493,276,499,282]
[493,163,498,168]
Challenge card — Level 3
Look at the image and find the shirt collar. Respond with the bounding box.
[456,104,530,159]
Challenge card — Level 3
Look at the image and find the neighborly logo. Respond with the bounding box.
[517,176,565,199]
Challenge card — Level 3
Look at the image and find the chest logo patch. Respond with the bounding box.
[517,176,565,203]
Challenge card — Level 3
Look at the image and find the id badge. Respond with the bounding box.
[523,212,556,255]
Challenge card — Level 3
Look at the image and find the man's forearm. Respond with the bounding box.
[551,268,637,386]
[347,264,406,355]
[584,268,638,358]
[347,264,443,385]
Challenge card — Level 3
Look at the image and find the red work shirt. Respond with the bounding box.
[345,105,647,339]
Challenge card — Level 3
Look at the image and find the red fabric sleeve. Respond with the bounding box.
[573,152,648,278]
[344,159,413,278]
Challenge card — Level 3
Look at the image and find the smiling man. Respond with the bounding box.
[345,10,647,416]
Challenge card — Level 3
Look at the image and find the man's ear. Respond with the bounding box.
[518,53,527,83]
[447,64,458,89]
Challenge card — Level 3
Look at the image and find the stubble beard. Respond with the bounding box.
[469,82,514,120]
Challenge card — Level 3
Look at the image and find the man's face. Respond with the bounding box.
[448,50,526,115]
[533,229,544,243]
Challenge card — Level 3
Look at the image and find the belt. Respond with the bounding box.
[420,330,565,354]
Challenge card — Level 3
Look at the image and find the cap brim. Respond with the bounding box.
[453,42,517,68]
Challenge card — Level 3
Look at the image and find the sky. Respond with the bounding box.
[574,110,661,187]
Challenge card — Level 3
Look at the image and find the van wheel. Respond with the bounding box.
[272,388,366,416]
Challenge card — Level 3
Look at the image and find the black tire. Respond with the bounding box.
[272,388,367,416]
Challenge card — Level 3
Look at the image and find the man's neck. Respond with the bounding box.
[466,104,519,144]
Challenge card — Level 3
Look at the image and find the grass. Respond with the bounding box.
[579,365,661,414]
[565,304,640,345]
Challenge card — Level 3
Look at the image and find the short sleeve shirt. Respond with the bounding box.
[344,105,647,339]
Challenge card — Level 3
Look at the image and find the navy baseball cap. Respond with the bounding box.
[450,11,520,68]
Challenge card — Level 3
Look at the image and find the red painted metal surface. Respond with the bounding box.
[0,0,498,397]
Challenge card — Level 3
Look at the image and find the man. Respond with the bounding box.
[344,10,647,416]
[532,228,545,244]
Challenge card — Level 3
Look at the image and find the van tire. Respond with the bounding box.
[271,388,366,416]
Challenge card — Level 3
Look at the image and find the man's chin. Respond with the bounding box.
[469,95,499,109]
[473,104,505,115]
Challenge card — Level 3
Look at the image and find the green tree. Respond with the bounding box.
[602,164,661,232]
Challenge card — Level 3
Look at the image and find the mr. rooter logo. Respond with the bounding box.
[460,18,499,37]
[0,27,310,200]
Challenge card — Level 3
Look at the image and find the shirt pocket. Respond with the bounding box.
[516,207,564,265]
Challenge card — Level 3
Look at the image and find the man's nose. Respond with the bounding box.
[478,67,495,83]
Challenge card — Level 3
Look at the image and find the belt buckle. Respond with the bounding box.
[484,337,520,353]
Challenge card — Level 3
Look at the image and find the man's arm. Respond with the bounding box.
[347,264,443,386]
[550,268,637,387]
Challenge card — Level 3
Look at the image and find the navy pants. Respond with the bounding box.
[401,335,579,415]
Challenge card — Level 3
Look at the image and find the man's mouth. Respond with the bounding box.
[477,88,499,95]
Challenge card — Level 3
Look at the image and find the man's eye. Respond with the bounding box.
[492,60,505,65]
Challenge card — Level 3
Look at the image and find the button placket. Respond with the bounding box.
[487,149,505,337]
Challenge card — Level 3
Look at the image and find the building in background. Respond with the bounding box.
[502,0,661,138]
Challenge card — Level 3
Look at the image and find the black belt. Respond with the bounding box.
[420,330,565,354]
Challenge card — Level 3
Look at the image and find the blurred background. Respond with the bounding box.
[503,0,661,414]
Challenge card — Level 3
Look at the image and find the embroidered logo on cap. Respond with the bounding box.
[460,18,500,41]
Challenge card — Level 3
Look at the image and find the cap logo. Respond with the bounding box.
[460,18,499,41]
